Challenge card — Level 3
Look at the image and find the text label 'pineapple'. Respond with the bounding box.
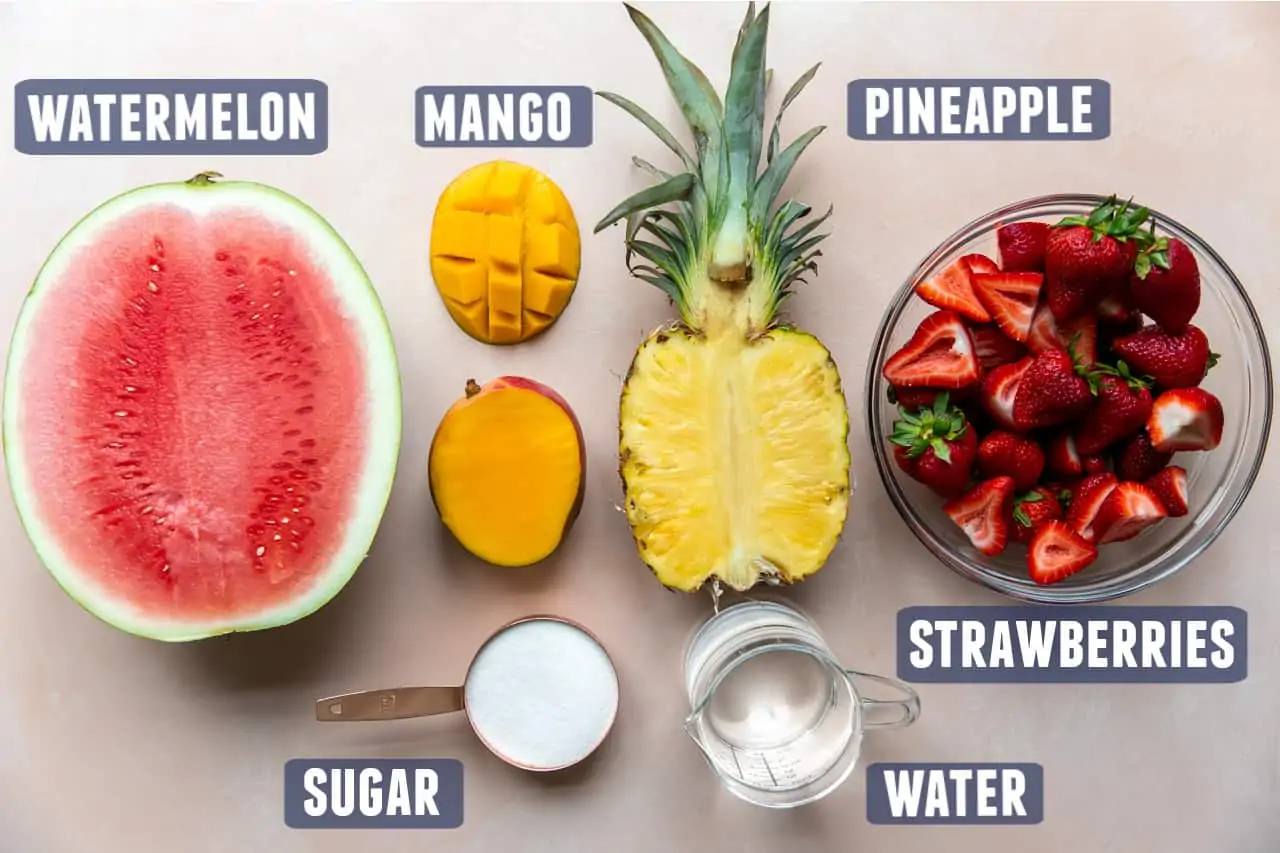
[416,86,592,147]
[849,79,1110,140]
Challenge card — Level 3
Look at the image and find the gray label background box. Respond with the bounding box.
[414,85,593,147]
[284,758,463,829]
[897,605,1247,683]
[867,763,1044,825]
[848,78,1110,140]
[14,79,328,155]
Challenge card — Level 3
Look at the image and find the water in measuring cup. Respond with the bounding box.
[700,648,856,790]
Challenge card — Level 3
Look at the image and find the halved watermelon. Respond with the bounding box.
[3,172,401,642]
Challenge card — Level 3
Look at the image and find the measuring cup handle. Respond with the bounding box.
[845,670,921,730]
[315,687,465,721]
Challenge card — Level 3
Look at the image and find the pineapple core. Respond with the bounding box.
[619,326,850,592]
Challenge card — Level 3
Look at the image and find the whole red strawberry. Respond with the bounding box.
[1074,361,1154,455]
[1012,346,1098,429]
[889,392,978,497]
[1044,196,1151,320]
[1009,487,1064,544]
[976,429,1045,491]
[997,222,1051,273]
[1110,324,1218,389]
[1131,234,1200,334]
[1114,431,1173,481]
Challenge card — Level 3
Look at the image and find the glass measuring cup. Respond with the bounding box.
[683,599,920,808]
[315,615,620,772]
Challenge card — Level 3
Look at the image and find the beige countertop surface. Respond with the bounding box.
[2,2,1279,851]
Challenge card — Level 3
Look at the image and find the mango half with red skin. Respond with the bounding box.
[428,376,585,566]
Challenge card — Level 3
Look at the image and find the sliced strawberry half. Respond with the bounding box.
[1145,466,1189,517]
[943,476,1015,556]
[1147,388,1224,452]
[961,253,1000,276]
[972,271,1043,343]
[1093,482,1168,544]
[914,259,991,323]
[970,324,1028,370]
[979,355,1034,431]
[1044,430,1083,479]
[883,310,982,389]
[1025,302,1097,364]
[1027,521,1098,585]
[1064,472,1119,542]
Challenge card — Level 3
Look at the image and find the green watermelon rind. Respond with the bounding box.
[2,175,403,642]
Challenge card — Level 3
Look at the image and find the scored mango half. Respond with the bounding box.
[430,160,581,344]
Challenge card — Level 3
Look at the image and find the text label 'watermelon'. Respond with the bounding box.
[415,86,592,147]
[898,606,1246,683]
[14,79,327,155]
[284,759,463,829]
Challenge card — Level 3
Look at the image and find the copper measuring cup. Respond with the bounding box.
[315,615,620,772]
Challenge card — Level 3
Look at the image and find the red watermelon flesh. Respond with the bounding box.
[5,176,401,640]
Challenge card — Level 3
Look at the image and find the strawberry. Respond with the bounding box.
[1081,454,1111,475]
[979,355,1034,431]
[943,476,1015,556]
[1098,312,1145,356]
[1026,303,1097,364]
[1045,196,1152,320]
[1025,302,1059,355]
[976,429,1045,491]
[1109,324,1217,389]
[883,310,982,389]
[1009,487,1064,545]
[888,383,976,409]
[1012,347,1097,429]
[1028,521,1098,585]
[914,258,990,323]
[970,324,1028,370]
[889,392,978,497]
[1095,279,1134,324]
[1131,234,1200,334]
[1114,431,1173,481]
[1145,465,1189,517]
[1074,361,1154,455]
[972,272,1042,343]
[1147,387,1224,452]
[962,253,1000,276]
[1093,482,1168,544]
[1044,430,1083,478]
[1064,472,1119,541]
[997,221,1050,273]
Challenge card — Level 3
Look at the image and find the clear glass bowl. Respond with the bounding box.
[865,194,1273,604]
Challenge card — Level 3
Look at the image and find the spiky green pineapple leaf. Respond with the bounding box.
[623,3,724,178]
[751,125,824,227]
[768,63,820,164]
[723,3,769,209]
[596,91,696,171]
[594,171,696,233]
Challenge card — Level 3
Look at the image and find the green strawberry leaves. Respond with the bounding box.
[1091,359,1154,391]
[889,391,968,463]
[1134,225,1172,280]
[1012,490,1044,527]
[1054,195,1153,245]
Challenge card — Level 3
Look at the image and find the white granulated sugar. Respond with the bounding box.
[464,619,619,770]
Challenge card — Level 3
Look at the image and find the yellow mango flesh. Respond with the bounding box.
[430,161,580,344]
[429,380,583,567]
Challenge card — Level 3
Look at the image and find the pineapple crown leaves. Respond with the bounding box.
[888,392,968,463]
[1054,195,1156,247]
[592,2,829,321]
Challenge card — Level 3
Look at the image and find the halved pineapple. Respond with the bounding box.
[598,3,852,592]
[620,327,849,591]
